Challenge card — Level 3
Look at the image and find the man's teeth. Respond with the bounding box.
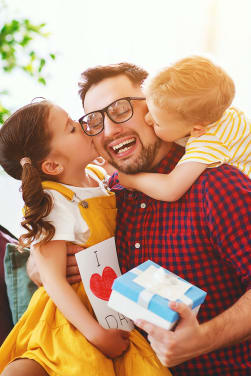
[117,146,130,154]
[112,138,135,151]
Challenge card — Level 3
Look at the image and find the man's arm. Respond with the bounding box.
[136,290,251,367]
[27,242,82,286]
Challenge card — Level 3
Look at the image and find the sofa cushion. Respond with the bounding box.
[4,243,37,325]
[0,230,17,345]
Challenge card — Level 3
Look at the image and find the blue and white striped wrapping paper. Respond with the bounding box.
[111,260,207,324]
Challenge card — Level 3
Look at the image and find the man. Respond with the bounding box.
[77,63,251,376]
[29,63,251,375]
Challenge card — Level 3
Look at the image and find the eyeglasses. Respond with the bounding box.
[79,96,146,136]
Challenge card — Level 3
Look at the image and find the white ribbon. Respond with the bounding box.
[133,265,193,308]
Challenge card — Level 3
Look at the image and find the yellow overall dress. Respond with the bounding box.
[0,166,171,376]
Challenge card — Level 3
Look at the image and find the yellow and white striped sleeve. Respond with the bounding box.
[177,134,230,168]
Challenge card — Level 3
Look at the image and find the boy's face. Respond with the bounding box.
[146,100,192,142]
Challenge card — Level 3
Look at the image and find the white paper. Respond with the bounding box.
[75,237,133,331]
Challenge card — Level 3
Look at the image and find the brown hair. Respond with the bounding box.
[145,56,235,125]
[0,101,56,250]
[79,62,148,106]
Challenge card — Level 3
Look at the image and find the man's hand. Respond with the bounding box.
[135,302,208,367]
[26,250,42,287]
[65,242,83,284]
[27,242,83,286]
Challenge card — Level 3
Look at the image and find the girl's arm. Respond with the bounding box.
[33,240,129,358]
[118,161,206,201]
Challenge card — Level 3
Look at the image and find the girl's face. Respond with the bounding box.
[46,105,98,172]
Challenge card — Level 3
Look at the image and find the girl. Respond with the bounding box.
[0,100,171,376]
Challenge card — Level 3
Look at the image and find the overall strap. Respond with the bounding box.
[42,181,74,201]
[85,164,105,181]
[42,165,106,202]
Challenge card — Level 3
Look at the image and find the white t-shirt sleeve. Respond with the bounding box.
[44,189,88,243]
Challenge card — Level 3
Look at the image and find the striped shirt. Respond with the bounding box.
[178,107,251,178]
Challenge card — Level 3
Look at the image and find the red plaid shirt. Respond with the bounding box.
[109,143,251,376]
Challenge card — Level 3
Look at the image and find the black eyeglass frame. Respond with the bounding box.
[78,96,146,136]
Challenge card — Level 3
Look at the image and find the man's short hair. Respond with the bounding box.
[79,62,148,106]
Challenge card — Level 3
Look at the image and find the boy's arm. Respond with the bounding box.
[118,162,206,201]
[32,240,129,358]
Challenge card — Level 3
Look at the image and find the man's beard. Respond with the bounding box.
[106,138,162,174]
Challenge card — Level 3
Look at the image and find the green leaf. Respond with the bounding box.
[38,77,46,85]
[0,3,56,121]
[20,34,32,47]
[23,63,34,74]
[11,20,20,31]
[38,58,46,72]
[0,102,10,124]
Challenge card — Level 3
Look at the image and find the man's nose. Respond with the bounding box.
[103,114,123,138]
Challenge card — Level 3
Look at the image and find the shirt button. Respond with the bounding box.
[140,203,146,208]
[135,242,141,249]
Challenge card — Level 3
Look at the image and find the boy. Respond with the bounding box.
[119,56,251,201]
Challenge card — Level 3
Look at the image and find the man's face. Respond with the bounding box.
[84,75,171,173]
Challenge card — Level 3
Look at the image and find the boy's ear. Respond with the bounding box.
[190,125,206,138]
[41,159,64,176]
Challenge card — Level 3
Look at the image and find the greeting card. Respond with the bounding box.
[75,237,133,331]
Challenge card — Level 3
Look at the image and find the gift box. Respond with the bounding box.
[108,260,207,330]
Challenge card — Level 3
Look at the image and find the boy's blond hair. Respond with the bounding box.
[144,56,235,125]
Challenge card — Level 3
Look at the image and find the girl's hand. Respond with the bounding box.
[93,328,130,358]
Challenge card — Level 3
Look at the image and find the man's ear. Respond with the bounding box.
[190,125,206,138]
[41,159,64,176]
[144,112,154,127]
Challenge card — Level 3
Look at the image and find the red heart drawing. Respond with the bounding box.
[90,266,117,301]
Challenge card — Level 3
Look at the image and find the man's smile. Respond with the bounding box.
[108,137,137,158]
